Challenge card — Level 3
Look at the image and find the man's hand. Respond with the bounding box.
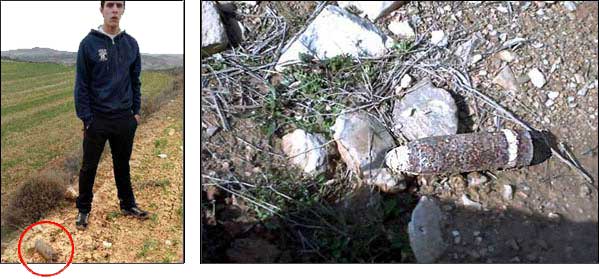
[134,114,141,124]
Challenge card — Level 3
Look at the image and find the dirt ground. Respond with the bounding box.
[202,1,597,263]
[1,92,184,263]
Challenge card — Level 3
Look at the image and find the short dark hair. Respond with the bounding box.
[101,1,125,9]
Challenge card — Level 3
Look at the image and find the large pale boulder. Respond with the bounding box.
[202,1,229,57]
[275,5,394,70]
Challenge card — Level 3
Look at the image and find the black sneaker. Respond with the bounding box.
[76,212,89,230]
[121,206,150,220]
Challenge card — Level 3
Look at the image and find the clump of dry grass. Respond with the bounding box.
[2,170,67,233]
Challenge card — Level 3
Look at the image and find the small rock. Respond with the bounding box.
[493,65,520,92]
[206,126,220,138]
[165,240,173,246]
[65,186,78,201]
[461,194,482,210]
[545,99,555,107]
[563,1,576,11]
[103,241,112,249]
[363,168,406,193]
[392,79,458,140]
[547,91,559,100]
[388,20,415,39]
[478,70,487,76]
[333,111,395,174]
[502,184,513,200]
[338,1,406,21]
[497,50,515,62]
[467,172,488,187]
[528,68,546,88]
[158,154,168,159]
[574,73,585,84]
[168,129,175,136]
[470,54,482,65]
[281,129,328,174]
[408,196,447,263]
[399,74,413,89]
[430,30,448,47]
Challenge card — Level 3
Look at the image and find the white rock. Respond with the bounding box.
[338,1,405,21]
[392,79,458,140]
[502,184,513,200]
[547,91,559,100]
[563,1,576,11]
[388,20,415,39]
[399,74,413,89]
[281,129,328,174]
[493,65,520,93]
[497,50,516,62]
[103,241,112,249]
[470,54,482,65]
[461,194,482,210]
[65,186,78,201]
[408,196,446,263]
[158,154,168,159]
[276,5,394,70]
[574,73,585,84]
[545,99,555,107]
[332,111,395,174]
[430,30,448,47]
[528,68,546,88]
[165,240,173,246]
[363,168,405,193]
[201,1,229,57]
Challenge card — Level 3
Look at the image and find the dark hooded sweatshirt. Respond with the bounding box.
[74,28,141,128]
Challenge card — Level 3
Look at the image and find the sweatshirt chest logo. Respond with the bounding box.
[98,49,108,62]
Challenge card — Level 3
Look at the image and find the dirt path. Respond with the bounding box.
[1,93,183,263]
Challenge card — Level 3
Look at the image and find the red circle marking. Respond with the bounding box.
[17,220,74,277]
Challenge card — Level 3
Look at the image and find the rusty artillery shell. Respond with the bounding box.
[35,239,58,262]
[385,129,534,175]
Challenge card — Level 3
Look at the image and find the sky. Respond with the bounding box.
[1,1,183,54]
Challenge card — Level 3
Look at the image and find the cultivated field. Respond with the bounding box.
[1,60,175,209]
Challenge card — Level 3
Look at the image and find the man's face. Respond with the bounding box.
[100,1,125,28]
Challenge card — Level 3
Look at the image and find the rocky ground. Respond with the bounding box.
[1,93,184,263]
[201,1,597,263]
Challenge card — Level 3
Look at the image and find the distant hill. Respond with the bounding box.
[1,47,182,70]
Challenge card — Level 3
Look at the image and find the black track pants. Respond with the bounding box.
[76,115,138,213]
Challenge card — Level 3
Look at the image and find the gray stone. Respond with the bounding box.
[332,111,395,174]
[392,79,458,140]
[467,172,488,187]
[493,65,520,92]
[281,129,328,174]
[363,168,406,193]
[388,20,415,39]
[461,194,482,210]
[202,1,229,57]
[563,1,576,11]
[430,30,448,47]
[338,1,405,21]
[408,196,446,263]
[528,68,546,88]
[276,5,394,71]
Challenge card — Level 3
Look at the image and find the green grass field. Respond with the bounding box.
[0,60,175,203]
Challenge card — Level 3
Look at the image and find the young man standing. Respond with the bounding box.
[74,0,149,230]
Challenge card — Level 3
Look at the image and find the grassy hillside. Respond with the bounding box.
[0,60,175,207]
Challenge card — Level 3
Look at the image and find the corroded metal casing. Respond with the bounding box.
[34,239,58,262]
[386,129,534,175]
